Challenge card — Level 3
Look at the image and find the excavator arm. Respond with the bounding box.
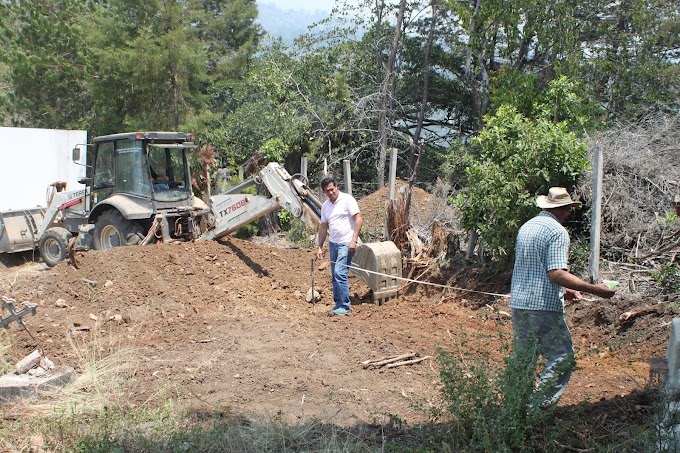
[198,163,321,242]
[199,163,402,304]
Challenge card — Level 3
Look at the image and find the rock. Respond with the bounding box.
[104,280,114,288]
[0,365,77,402]
[15,350,41,374]
[40,356,55,370]
[305,288,321,303]
[55,299,68,308]
[28,367,46,377]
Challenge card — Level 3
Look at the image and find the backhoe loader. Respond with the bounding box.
[0,131,402,303]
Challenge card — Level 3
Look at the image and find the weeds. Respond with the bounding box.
[652,262,680,295]
[436,332,559,452]
[280,212,314,247]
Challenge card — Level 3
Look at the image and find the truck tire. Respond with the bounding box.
[39,227,72,267]
[92,210,144,250]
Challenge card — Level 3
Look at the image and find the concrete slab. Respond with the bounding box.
[0,366,77,402]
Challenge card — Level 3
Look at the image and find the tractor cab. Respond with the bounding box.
[89,132,196,207]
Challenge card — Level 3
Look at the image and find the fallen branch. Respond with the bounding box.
[619,307,657,323]
[386,356,432,368]
[485,304,511,317]
[362,353,416,368]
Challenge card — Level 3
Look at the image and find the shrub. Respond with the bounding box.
[454,104,590,268]
[436,330,562,452]
[652,263,680,295]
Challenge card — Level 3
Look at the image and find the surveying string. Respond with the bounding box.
[327,259,510,299]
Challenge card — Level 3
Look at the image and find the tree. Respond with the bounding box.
[0,0,93,128]
[455,81,591,266]
[376,0,407,188]
[84,0,208,134]
[577,0,680,120]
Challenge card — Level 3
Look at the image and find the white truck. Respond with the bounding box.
[0,131,401,303]
[0,127,87,256]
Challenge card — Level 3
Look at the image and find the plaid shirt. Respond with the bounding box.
[510,211,570,312]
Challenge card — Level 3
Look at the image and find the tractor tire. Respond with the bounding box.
[92,210,145,250]
[39,227,72,267]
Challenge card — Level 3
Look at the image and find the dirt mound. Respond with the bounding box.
[357,180,435,240]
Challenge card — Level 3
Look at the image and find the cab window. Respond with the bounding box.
[115,139,151,197]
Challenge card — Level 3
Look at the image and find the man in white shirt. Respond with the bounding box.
[316,177,363,316]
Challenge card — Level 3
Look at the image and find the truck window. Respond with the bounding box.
[93,142,114,189]
[115,139,151,198]
[148,145,191,202]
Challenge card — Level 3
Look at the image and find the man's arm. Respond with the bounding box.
[349,213,363,253]
[316,222,329,260]
[548,269,616,299]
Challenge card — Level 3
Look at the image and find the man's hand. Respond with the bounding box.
[349,240,357,253]
[548,269,618,299]
[564,289,583,302]
[316,247,323,261]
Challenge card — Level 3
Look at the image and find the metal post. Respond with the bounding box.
[385,148,398,240]
[589,146,603,283]
[301,156,308,181]
[388,148,397,201]
[466,229,478,259]
[343,159,352,195]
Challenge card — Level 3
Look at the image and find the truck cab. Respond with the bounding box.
[90,131,194,206]
[83,131,207,250]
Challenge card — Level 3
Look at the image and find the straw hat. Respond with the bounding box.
[536,187,582,209]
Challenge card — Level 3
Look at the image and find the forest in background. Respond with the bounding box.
[1,0,678,273]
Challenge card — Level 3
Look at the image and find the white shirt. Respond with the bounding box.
[320,192,360,244]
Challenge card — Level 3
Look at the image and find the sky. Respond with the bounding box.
[259,0,336,12]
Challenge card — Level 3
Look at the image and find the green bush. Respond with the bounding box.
[454,104,589,268]
[652,263,680,295]
[278,210,314,246]
[436,330,562,452]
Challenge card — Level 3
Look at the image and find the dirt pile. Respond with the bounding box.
[356,180,433,232]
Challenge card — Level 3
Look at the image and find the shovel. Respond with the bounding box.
[306,258,321,309]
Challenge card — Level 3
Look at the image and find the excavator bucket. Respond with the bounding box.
[351,241,402,305]
[0,208,45,254]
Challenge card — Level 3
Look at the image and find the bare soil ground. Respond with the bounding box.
[0,184,671,443]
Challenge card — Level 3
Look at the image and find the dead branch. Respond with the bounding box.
[386,356,432,368]
[578,113,680,266]
[619,307,658,323]
[362,353,416,368]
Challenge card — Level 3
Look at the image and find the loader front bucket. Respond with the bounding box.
[0,208,45,254]
[351,241,402,305]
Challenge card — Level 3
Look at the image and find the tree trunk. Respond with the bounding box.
[376,0,406,189]
[405,0,437,224]
[171,63,180,130]
[375,0,385,82]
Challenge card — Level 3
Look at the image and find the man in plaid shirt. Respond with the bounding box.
[510,187,616,408]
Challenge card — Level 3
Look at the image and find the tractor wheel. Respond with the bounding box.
[92,210,144,250]
[39,227,72,267]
